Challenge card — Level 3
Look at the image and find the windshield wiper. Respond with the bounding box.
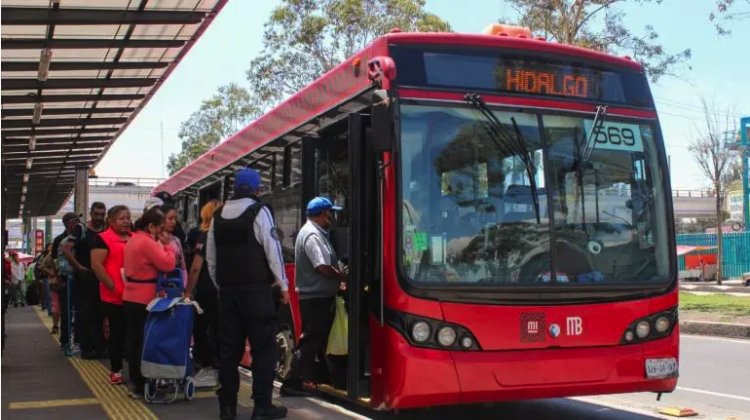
[464,93,541,224]
[581,105,608,163]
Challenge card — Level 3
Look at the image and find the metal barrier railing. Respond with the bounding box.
[676,231,750,278]
[672,189,718,198]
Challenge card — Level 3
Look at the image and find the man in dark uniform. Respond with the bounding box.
[207,168,289,420]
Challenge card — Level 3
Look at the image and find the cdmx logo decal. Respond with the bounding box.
[520,312,545,342]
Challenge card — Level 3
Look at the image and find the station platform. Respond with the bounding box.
[1,305,365,420]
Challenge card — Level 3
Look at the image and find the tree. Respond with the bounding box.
[167,83,261,175]
[710,0,750,35]
[504,0,691,81]
[688,98,737,284]
[246,0,451,106]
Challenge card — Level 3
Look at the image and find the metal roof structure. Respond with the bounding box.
[1,0,228,218]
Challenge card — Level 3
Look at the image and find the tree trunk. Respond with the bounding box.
[715,191,723,285]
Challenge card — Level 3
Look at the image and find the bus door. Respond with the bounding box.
[346,112,378,399]
[300,114,375,399]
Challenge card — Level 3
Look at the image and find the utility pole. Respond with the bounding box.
[741,116,749,230]
[161,120,165,179]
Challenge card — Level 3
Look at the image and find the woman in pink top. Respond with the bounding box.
[160,205,187,284]
[122,208,175,398]
[91,205,131,385]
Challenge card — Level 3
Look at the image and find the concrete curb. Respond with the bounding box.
[680,320,750,339]
[680,285,750,294]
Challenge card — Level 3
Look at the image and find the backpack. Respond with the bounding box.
[57,224,87,277]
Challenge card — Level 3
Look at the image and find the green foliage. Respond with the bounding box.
[503,0,691,81]
[710,0,750,35]
[246,0,451,105]
[167,83,261,175]
[680,292,750,316]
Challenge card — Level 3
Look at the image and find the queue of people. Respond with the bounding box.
[5,166,351,420]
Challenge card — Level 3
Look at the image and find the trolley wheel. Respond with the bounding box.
[184,377,195,401]
[145,380,158,403]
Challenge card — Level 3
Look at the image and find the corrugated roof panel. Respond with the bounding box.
[2,0,228,217]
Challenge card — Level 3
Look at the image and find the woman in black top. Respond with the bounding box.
[186,199,222,387]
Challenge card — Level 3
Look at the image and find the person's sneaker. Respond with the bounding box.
[50,326,59,334]
[109,372,125,385]
[194,368,218,388]
[251,403,288,420]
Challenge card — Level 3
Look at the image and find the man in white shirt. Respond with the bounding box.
[280,197,347,397]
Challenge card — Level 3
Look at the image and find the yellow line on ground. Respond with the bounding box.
[194,390,216,399]
[33,306,158,420]
[9,398,100,410]
[239,380,253,407]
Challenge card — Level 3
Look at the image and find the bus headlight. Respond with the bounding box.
[386,310,481,351]
[411,321,431,343]
[621,307,677,345]
[655,316,670,333]
[636,321,651,338]
[437,326,457,347]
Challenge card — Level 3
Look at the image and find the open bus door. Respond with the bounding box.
[298,110,379,401]
[346,112,378,400]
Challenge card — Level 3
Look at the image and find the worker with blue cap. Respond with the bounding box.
[280,196,347,397]
[207,168,288,420]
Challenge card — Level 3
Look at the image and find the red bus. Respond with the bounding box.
[156,24,678,410]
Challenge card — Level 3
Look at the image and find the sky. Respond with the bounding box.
[95,0,750,191]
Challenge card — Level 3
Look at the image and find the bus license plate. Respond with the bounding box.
[645,358,678,379]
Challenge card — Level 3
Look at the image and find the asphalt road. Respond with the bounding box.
[271,334,750,420]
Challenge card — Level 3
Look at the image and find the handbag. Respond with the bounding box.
[326,296,348,356]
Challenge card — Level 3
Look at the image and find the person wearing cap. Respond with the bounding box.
[206,168,288,420]
[280,197,347,398]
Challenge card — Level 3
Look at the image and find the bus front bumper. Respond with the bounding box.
[374,326,678,410]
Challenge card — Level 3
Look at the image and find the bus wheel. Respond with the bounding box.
[275,327,294,381]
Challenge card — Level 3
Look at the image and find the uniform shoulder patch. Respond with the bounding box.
[270,227,282,241]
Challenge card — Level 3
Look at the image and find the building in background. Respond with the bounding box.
[5,178,158,252]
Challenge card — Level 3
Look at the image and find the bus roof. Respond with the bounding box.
[154,31,644,196]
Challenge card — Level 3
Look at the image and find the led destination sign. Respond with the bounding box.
[503,68,590,98]
[390,45,654,107]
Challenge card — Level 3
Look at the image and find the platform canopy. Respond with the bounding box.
[1,0,227,217]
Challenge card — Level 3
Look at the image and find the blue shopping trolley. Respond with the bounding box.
[141,271,202,403]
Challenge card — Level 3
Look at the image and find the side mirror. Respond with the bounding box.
[371,89,393,152]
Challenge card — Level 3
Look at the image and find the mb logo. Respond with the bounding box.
[566,317,583,336]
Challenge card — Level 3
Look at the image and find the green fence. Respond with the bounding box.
[676,232,750,278]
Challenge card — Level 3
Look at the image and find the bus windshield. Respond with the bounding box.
[399,103,670,287]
